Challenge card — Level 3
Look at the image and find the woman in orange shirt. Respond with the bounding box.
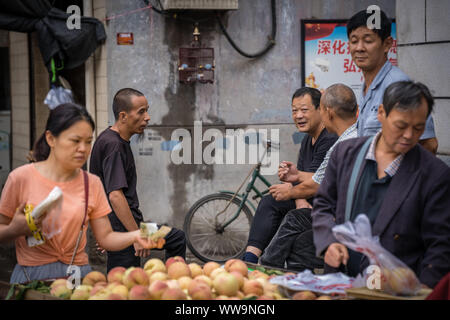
[0,103,154,283]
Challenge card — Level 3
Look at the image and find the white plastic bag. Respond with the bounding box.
[26,187,63,247]
[332,214,422,296]
[269,269,354,295]
[44,86,74,110]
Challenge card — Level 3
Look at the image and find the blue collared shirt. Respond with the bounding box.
[357,60,436,139]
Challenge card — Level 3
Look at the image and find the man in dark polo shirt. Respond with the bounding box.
[243,87,337,264]
[90,88,186,272]
[312,81,450,288]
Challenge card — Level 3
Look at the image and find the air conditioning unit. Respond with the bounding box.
[162,0,238,10]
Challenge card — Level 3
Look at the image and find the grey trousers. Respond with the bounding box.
[260,208,324,271]
[10,261,92,284]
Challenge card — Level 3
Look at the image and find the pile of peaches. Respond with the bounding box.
[49,257,296,300]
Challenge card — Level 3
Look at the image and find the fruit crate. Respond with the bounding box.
[0,280,61,300]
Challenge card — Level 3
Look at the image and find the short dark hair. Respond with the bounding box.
[112,88,145,120]
[347,9,392,42]
[322,83,358,120]
[292,87,321,109]
[382,81,434,117]
[32,103,95,162]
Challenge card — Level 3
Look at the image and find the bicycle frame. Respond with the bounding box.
[217,162,272,230]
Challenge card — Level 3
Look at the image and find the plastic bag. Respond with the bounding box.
[269,269,354,295]
[26,187,63,247]
[44,86,74,110]
[332,214,422,296]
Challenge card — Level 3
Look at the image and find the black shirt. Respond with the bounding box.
[346,159,392,277]
[89,127,143,231]
[296,128,338,204]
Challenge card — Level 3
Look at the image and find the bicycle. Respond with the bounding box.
[183,140,278,263]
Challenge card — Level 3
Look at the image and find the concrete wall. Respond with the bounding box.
[397,0,450,160]
[103,0,396,230]
[9,32,30,169]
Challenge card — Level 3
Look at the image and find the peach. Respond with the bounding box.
[161,288,187,300]
[194,275,213,288]
[82,271,107,286]
[242,279,264,296]
[50,278,70,289]
[189,282,213,300]
[248,270,269,280]
[167,262,191,279]
[386,267,419,294]
[90,281,108,296]
[203,261,221,277]
[149,271,169,283]
[236,291,245,299]
[210,267,227,280]
[129,285,151,300]
[188,263,204,278]
[70,285,92,300]
[144,258,167,275]
[107,266,126,284]
[225,259,248,277]
[148,280,169,300]
[106,293,126,300]
[292,291,316,300]
[50,283,72,299]
[177,276,193,290]
[215,295,230,300]
[166,279,181,290]
[316,295,332,300]
[213,272,240,297]
[110,284,129,299]
[165,256,186,269]
[123,267,149,289]
[229,271,245,289]
[89,288,110,300]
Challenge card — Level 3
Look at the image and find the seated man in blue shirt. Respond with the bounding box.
[347,9,438,154]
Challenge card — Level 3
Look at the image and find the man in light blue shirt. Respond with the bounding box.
[348,9,438,153]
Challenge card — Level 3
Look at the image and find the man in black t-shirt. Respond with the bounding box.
[90,88,186,272]
[243,87,337,264]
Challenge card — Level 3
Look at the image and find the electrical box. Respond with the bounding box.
[162,0,238,10]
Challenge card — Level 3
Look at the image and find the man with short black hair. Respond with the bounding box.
[347,9,438,154]
[312,81,450,288]
[90,88,186,271]
[243,87,338,264]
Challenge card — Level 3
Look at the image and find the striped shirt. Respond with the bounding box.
[312,123,358,184]
[365,131,404,177]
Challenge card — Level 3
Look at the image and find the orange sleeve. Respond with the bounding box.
[89,174,112,220]
[0,172,20,218]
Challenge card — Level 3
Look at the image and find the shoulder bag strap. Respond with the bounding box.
[68,170,89,267]
[344,137,373,222]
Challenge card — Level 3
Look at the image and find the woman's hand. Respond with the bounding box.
[8,203,34,238]
[131,230,166,257]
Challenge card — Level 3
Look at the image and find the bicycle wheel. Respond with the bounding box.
[184,193,253,263]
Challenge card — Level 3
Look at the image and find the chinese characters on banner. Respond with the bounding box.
[303,22,397,95]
